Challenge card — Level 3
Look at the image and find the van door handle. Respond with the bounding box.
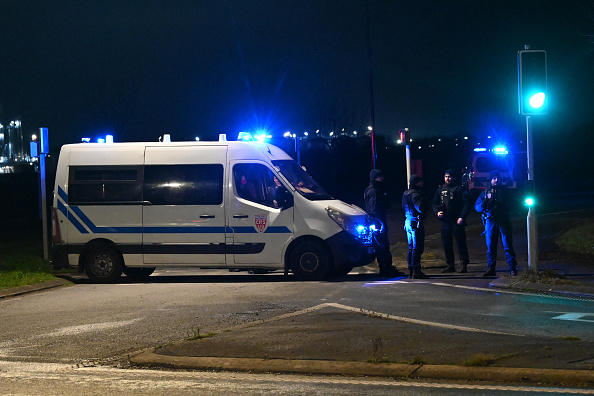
[199,215,215,219]
[233,214,249,219]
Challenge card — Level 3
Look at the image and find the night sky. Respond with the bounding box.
[1,1,593,150]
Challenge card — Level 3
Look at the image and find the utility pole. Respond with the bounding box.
[400,128,411,187]
[365,0,376,168]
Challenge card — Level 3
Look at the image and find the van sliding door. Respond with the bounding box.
[143,146,227,265]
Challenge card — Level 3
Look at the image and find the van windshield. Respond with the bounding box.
[272,160,333,201]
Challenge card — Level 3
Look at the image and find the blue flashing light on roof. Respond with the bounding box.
[97,138,105,143]
[473,147,487,152]
[254,133,270,142]
[81,138,91,143]
[493,147,508,155]
[238,132,253,141]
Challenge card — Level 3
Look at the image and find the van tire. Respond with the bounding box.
[84,246,123,283]
[123,267,155,281]
[290,241,332,281]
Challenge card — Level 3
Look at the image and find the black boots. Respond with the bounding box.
[441,264,456,273]
[458,262,468,273]
[412,269,429,279]
[483,267,497,277]
[379,266,407,278]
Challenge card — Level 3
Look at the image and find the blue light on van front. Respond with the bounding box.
[493,147,508,154]
[474,148,487,152]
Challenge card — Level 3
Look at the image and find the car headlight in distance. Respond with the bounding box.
[326,207,373,244]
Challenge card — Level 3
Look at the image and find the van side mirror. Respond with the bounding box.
[278,187,293,210]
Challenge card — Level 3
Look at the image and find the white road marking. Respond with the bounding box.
[366,279,594,302]
[221,302,522,336]
[44,319,142,337]
[551,313,594,323]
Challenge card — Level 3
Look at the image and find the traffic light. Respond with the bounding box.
[524,180,535,207]
[518,50,548,115]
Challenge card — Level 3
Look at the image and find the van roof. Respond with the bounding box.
[60,140,294,162]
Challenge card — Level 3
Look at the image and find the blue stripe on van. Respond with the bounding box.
[228,226,291,234]
[70,206,142,233]
[143,226,226,233]
[58,200,89,234]
[58,186,68,203]
[59,191,291,235]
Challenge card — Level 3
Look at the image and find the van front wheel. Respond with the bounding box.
[290,241,332,281]
[84,247,123,283]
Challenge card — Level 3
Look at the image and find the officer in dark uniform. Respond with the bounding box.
[402,174,430,279]
[433,169,470,273]
[364,169,402,277]
[475,170,519,277]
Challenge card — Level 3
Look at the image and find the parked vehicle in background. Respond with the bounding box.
[51,134,378,283]
[462,147,526,195]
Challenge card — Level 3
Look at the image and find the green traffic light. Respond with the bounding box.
[529,92,546,108]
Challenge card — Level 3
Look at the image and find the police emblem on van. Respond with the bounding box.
[255,214,268,233]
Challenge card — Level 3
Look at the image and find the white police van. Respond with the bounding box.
[52,135,377,283]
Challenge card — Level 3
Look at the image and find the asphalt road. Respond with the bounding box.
[0,205,592,393]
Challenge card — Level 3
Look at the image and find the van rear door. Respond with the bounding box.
[142,146,227,265]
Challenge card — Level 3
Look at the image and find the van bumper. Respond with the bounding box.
[51,244,70,269]
[325,231,375,269]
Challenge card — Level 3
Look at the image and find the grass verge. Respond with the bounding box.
[556,222,594,256]
[0,229,56,290]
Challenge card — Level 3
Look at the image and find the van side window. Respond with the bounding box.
[233,163,282,208]
[68,166,143,204]
[144,164,223,205]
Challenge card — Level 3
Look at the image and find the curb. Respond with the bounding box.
[130,351,594,388]
[490,278,594,299]
[0,278,72,299]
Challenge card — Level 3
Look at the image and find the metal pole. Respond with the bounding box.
[405,128,411,188]
[365,0,376,168]
[40,152,48,261]
[526,115,538,268]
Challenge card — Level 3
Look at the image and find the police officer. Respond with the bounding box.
[364,169,402,277]
[433,169,470,273]
[402,175,430,279]
[475,170,519,277]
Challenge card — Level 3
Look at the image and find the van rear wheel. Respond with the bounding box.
[290,241,332,281]
[84,246,123,283]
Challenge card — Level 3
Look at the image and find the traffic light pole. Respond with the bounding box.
[526,116,538,268]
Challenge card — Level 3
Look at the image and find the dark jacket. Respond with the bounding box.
[433,182,470,223]
[364,180,389,224]
[475,184,512,222]
[402,187,429,221]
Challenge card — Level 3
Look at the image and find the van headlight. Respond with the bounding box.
[326,207,374,245]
